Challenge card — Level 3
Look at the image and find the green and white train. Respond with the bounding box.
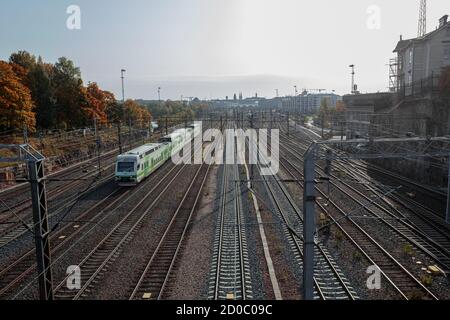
[115,124,201,186]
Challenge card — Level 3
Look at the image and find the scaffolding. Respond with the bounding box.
[389,57,398,93]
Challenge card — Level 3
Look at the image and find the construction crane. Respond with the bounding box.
[418,0,427,37]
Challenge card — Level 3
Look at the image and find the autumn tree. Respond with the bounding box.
[85,82,115,126]
[9,51,37,71]
[124,100,152,128]
[9,51,57,128]
[336,100,346,113]
[0,61,36,132]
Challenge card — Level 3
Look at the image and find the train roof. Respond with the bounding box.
[119,143,162,157]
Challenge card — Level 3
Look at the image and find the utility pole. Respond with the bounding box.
[447,154,450,224]
[129,117,132,150]
[23,125,28,145]
[165,116,168,135]
[303,145,316,300]
[0,146,53,299]
[250,113,254,187]
[270,109,273,130]
[121,68,126,153]
[349,64,355,94]
[94,117,101,176]
[321,113,325,138]
[287,112,290,136]
[117,121,123,154]
[29,160,54,300]
[158,87,162,107]
[121,69,126,102]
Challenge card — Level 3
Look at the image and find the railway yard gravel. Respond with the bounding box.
[164,165,219,299]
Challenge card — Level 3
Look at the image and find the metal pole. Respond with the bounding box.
[446,154,450,224]
[287,112,290,136]
[121,69,126,102]
[321,113,325,138]
[165,117,168,135]
[303,144,316,300]
[158,87,161,107]
[349,64,355,94]
[28,159,54,300]
[250,113,254,187]
[117,122,123,154]
[23,125,28,145]
[129,117,132,150]
[94,117,101,176]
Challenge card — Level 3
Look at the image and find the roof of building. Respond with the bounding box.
[393,16,450,53]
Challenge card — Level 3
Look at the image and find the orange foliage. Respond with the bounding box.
[0,61,36,132]
[85,82,115,125]
[124,100,152,128]
[336,100,346,112]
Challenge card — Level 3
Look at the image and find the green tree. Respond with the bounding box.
[52,57,88,128]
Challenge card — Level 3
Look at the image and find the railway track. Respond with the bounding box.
[0,129,171,225]
[51,164,189,300]
[0,171,116,249]
[0,150,122,247]
[129,163,211,300]
[288,122,446,217]
[0,148,119,214]
[0,186,130,298]
[207,163,253,300]
[257,137,357,300]
[275,134,440,300]
[279,129,450,274]
[51,135,210,300]
[0,160,178,299]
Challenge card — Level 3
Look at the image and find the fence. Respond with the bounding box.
[397,74,441,99]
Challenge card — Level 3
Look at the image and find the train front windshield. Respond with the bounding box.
[117,162,135,173]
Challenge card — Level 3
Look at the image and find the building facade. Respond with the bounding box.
[394,15,450,95]
[281,92,342,114]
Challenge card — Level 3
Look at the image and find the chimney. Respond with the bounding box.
[439,15,448,28]
[400,35,403,41]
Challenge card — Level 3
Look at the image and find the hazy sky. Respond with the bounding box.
[1,0,449,99]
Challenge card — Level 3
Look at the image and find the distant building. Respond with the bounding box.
[282,92,342,114]
[209,97,280,109]
[394,15,450,95]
